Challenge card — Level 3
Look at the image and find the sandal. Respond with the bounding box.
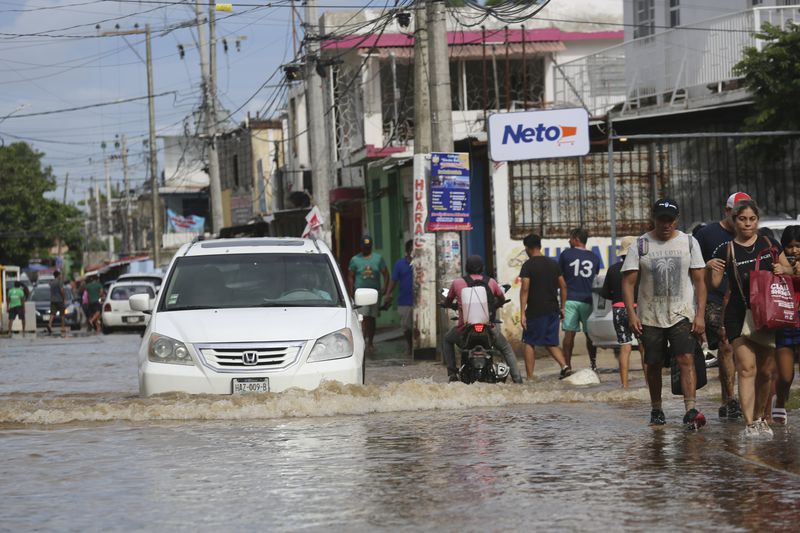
[772,407,788,426]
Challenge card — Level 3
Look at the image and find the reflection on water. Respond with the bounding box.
[1,335,799,531]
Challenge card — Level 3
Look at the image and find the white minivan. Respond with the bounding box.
[131,237,377,396]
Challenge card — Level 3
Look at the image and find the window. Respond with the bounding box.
[751,0,763,6]
[669,0,680,28]
[111,285,155,301]
[634,0,655,39]
[232,154,240,189]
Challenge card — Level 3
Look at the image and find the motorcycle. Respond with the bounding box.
[440,284,512,384]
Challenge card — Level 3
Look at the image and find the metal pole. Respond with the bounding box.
[121,134,132,255]
[196,0,224,234]
[304,0,332,245]
[145,25,161,267]
[94,179,102,239]
[608,116,617,253]
[481,26,488,127]
[521,24,527,110]
[504,26,510,111]
[105,157,114,260]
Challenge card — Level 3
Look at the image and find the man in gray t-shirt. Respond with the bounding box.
[48,270,67,337]
[622,199,707,429]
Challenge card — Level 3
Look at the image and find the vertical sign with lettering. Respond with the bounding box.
[428,152,472,231]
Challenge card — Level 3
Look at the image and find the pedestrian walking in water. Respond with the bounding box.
[559,228,600,372]
[695,191,750,420]
[519,234,571,380]
[348,235,389,355]
[770,225,800,426]
[6,281,27,336]
[623,199,708,429]
[709,199,781,438]
[383,239,414,356]
[48,270,67,337]
[600,236,644,388]
[85,275,104,333]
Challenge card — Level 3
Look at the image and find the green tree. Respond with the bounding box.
[0,142,84,268]
[733,22,800,157]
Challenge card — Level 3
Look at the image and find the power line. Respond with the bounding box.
[0,92,176,120]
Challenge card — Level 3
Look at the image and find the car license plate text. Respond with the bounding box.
[232,378,269,394]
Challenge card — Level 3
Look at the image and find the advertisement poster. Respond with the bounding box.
[166,209,205,233]
[429,152,472,231]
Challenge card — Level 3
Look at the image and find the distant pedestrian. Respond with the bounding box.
[709,199,780,438]
[623,199,708,429]
[559,227,600,371]
[600,236,644,388]
[85,275,104,333]
[348,235,389,355]
[519,234,571,380]
[6,281,27,336]
[48,270,67,337]
[694,191,750,420]
[383,239,414,356]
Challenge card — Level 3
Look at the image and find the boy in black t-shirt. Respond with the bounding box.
[519,234,571,380]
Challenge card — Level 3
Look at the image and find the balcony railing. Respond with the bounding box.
[553,6,800,116]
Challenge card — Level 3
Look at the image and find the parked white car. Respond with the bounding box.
[102,281,156,333]
[586,274,633,350]
[131,237,378,396]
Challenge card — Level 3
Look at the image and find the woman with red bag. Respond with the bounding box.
[771,225,800,425]
[708,199,781,438]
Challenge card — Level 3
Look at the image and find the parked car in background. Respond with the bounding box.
[116,272,164,290]
[28,283,81,330]
[132,237,378,396]
[101,281,156,333]
[586,274,633,350]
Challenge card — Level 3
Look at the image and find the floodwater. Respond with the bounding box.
[1,334,799,532]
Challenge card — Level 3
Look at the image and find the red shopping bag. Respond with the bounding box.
[749,246,800,329]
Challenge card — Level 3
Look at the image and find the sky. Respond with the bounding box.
[0,0,376,205]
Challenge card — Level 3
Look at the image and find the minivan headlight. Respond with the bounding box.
[148,333,194,366]
[308,328,353,362]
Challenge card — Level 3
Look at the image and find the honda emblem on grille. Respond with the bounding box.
[242,351,259,365]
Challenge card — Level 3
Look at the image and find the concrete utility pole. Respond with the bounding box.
[428,0,462,348]
[94,178,102,238]
[100,25,162,265]
[304,0,332,245]
[412,1,438,357]
[196,0,224,234]
[145,25,161,267]
[121,134,132,255]
[104,157,114,260]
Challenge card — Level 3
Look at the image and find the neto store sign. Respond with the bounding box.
[488,107,590,161]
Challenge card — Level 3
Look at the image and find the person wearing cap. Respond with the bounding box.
[600,236,644,388]
[622,199,708,429]
[442,254,523,383]
[694,191,751,420]
[348,235,389,355]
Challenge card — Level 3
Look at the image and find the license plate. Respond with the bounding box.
[232,378,269,394]
[123,316,144,324]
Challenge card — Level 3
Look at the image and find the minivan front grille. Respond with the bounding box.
[195,342,305,372]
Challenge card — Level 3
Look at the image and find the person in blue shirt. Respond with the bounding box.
[559,228,600,371]
[383,240,414,356]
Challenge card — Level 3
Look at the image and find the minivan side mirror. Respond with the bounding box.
[129,293,154,314]
[354,288,378,307]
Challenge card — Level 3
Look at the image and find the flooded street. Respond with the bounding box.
[1,333,799,532]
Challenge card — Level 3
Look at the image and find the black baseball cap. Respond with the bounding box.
[361,235,373,246]
[653,198,679,219]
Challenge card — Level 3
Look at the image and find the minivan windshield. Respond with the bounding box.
[160,253,344,311]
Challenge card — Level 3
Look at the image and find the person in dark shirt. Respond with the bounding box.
[695,191,750,420]
[558,227,600,371]
[48,270,67,337]
[519,234,570,380]
[601,235,643,388]
[383,240,414,356]
[709,199,781,438]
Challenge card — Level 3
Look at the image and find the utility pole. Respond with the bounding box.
[100,25,162,265]
[428,0,461,352]
[196,0,224,234]
[412,1,438,357]
[104,157,115,260]
[304,0,332,245]
[94,178,102,239]
[120,134,132,255]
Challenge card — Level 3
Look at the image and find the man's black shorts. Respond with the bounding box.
[88,302,102,315]
[9,306,24,320]
[50,301,65,315]
[704,301,724,350]
[641,319,697,366]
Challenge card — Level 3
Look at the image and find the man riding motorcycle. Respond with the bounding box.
[442,255,524,384]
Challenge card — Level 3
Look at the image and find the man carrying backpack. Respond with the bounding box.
[622,199,708,429]
[442,255,523,384]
